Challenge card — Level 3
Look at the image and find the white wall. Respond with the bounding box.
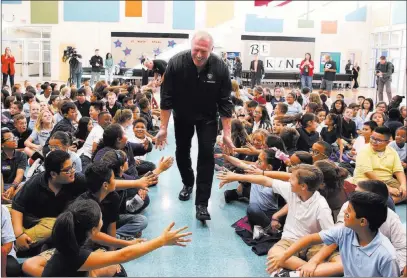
[2,1,372,86]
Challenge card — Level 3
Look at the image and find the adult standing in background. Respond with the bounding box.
[156,30,235,221]
[1,47,15,87]
[89,49,103,87]
[376,56,394,102]
[299,53,314,90]
[104,53,114,84]
[222,52,232,73]
[352,61,360,90]
[143,58,168,85]
[320,54,337,97]
[233,56,242,85]
[70,48,83,89]
[250,54,264,89]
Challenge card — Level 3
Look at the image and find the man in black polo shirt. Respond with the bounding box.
[157,30,234,221]
[1,128,27,202]
[74,88,90,117]
[11,150,87,254]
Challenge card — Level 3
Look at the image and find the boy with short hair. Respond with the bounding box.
[336,180,406,274]
[268,189,400,277]
[12,114,32,150]
[389,126,407,163]
[217,164,339,276]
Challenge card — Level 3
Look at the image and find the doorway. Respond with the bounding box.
[2,27,51,83]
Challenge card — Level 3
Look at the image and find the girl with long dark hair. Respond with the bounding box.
[105,53,114,84]
[41,199,191,277]
[299,53,314,90]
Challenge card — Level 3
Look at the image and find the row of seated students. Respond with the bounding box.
[1,79,192,277]
[1,78,406,276]
[214,80,406,276]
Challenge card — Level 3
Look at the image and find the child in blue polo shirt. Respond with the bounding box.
[267,189,400,277]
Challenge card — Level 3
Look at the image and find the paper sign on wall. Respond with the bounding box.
[265,57,303,71]
[249,42,271,56]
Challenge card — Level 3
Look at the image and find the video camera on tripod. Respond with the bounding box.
[62,46,82,86]
[62,46,82,62]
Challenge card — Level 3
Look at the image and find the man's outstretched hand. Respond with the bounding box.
[155,128,168,151]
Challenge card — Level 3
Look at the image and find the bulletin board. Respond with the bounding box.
[110,32,189,68]
[320,52,341,73]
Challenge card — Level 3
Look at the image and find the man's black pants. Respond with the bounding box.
[174,117,218,206]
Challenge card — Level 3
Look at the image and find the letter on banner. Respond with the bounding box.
[295,58,303,69]
[265,57,275,70]
[275,58,285,70]
[249,43,260,55]
[260,43,270,56]
[286,58,295,70]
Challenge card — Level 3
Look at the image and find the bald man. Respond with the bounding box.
[143,58,168,85]
[156,31,235,221]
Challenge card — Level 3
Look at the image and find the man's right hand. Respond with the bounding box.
[16,233,32,251]
[139,174,158,188]
[155,128,168,150]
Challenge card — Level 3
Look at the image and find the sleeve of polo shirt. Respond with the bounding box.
[17,152,28,170]
[12,179,34,213]
[319,226,343,247]
[217,65,234,118]
[1,205,16,244]
[269,179,291,202]
[387,210,407,271]
[392,151,404,173]
[381,258,401,277]
[160,58,175,110]
[317,205,335,230]
[355,147,373,174]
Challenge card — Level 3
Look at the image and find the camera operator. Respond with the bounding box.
[90,49,103,87]
[375,56,394,102]
[69,48,83,89]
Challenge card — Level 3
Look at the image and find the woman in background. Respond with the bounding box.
[105,53,114,84]
[1,47,15,87]
[233,56,242,85]
[299,53,314,90]
[352,61,360,90]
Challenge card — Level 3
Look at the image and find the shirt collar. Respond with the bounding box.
[352,231,382,257]
[1,149,16,160]
[295,190,319,208]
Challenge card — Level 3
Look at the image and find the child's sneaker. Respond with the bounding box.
[126,195,144,213]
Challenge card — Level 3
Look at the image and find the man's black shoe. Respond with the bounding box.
[196,205,211,221]
[178,185,193,201]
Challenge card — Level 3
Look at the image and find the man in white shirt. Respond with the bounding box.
[77,111,112,171]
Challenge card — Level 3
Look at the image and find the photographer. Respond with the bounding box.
[69,48,83,89]
[376,56,394,102]
[89,49,103,87]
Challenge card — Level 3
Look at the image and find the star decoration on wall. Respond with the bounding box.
[113,39,122,48]
[168,40,176,48]
[118,60,126,68]
[123,47,132,56]
[153,47,161,56]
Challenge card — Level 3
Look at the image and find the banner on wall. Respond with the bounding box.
[241,35,315,71]
[320,52,341,73]
[110,32,189,68]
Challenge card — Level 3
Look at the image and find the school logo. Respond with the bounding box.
[207,73,213,80]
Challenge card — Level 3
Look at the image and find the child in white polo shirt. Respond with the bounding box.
[267,184,400,277]
[217,164,340,276]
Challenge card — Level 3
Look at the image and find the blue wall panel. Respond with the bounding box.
[245,14,283,33]
[172,1,195,30]
[64,1,120,22]
[345,6,367,22]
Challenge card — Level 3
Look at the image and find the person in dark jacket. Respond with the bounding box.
[157,30,235,221]
[143,59,168,85]
[233,56,242,85]
[42,102,78,156]
[89,49,103,87]
[385,108,403,139]
[250,54,264,89]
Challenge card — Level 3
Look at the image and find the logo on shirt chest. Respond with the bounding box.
[207,73,213,80]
